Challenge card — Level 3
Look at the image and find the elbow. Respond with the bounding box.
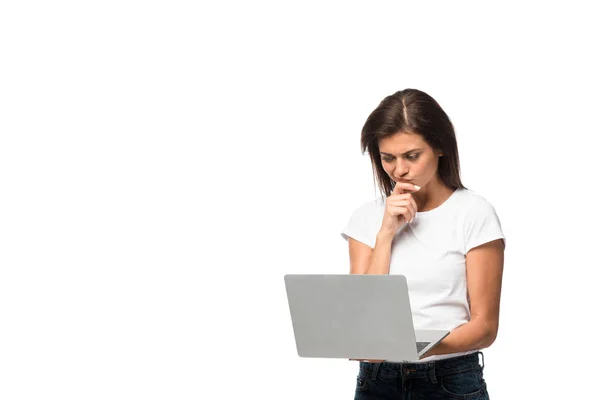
[477,320,499,349]
[482,331,497,349]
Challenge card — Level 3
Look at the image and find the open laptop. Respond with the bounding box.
[283,274,449,362]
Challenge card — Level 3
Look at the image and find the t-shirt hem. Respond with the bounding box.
[466,235,506,254]
[340,230,375,249]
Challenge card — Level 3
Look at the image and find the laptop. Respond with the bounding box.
[283,274,449,362]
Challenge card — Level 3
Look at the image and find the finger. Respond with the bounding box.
[401,209,412,224]
[391,193,418,222]
[388,206,412,224]
[404,209,414,224]
[388,202,414,217]
[393,182,421,194]
[387,199,412,208]
[392,182,404,195]
[387,205,408,217]
[410,195,417,213]
[389,193,413,202]
[409,197,418,220]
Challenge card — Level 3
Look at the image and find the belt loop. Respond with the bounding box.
[371,362,381,380]
[478,351,485,369]
[428,362,437,384]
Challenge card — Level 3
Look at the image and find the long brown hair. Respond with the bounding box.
[360,89,466,197]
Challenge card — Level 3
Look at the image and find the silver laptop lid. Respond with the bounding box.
[284,274,419,361]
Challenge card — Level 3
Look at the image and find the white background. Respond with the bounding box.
[1,1,598,399]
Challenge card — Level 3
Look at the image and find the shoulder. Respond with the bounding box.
[456,188,506,252]
[448,188,502,232]
[342,196,387,247]
[455,188,499,216]
[349,196,386,217]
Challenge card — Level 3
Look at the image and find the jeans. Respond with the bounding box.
[354,352,489,399]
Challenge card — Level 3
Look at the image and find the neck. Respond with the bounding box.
[414,177,454,212]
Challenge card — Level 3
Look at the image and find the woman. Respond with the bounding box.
[341,89,505,399]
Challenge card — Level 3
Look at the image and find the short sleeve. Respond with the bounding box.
[340,200,381,249]
[464,199,506,254]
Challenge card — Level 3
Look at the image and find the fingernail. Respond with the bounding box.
[414,185,421,190]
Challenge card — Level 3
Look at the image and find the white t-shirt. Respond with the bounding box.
[341,188,506,362]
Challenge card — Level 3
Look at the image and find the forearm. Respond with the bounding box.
[423,319,497,357]
[364,231,395,275]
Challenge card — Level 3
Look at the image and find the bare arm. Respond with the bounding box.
[349,232,395,274]
[422,238,505,357]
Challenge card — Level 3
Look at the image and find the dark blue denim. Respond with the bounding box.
[354,352,489,399]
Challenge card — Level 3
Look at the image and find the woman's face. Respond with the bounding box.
[378,132,443,188]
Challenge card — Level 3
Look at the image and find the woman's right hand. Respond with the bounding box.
[379,182,421,236]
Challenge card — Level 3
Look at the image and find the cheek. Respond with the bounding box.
[411,161,426,174]
[423,161,439,177]
[417,157,436,172]
[382,163,394,176]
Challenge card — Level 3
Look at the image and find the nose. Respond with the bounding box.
[393,160,410,178]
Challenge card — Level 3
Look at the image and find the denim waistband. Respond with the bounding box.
[359,351,484,382]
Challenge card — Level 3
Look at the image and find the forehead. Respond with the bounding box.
[378,132,429,152]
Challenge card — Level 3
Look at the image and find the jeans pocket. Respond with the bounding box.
[439,368,486,399]
[356,373,369,392]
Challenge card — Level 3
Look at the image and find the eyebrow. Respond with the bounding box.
[380,149,422,156]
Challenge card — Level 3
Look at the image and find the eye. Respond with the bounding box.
[406,153,420,161]
[382,156,394,162]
